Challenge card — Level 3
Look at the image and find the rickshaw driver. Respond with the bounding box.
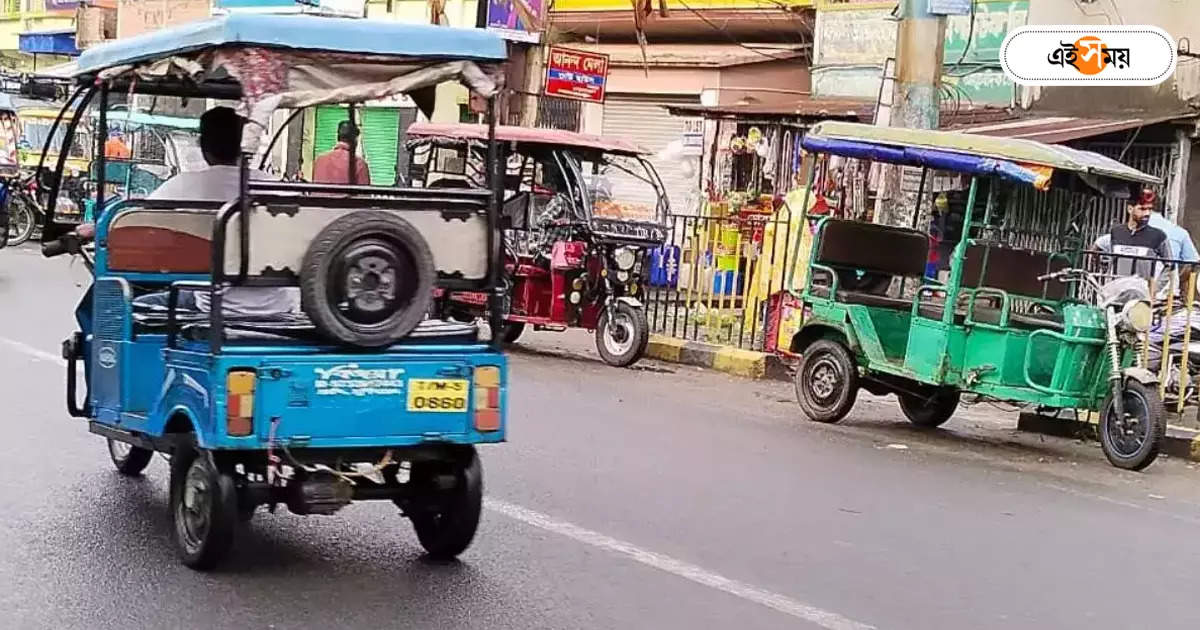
[79,106,300,317]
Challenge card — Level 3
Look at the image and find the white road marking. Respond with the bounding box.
[0,336,64,365]
[485,498,877,630]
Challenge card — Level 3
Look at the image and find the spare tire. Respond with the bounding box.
[301,211,435,348]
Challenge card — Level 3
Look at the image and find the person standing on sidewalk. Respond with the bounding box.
[1093,191,1173,284]
[313,120,371,185]
[1095,187,1195,289]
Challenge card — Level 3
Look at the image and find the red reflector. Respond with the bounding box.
[227,415,253,437]
[474,409,500,432]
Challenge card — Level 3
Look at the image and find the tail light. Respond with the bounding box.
[473,366,501,432]
[226,369,256,437]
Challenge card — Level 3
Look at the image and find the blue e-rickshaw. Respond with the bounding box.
[38,14,511,570]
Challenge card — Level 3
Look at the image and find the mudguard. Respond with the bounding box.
[615,296,643,309]
[1123,367,1158,387]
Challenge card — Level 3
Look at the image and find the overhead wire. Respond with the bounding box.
[673,0,800,61]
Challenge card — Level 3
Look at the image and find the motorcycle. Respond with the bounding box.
[4,168,85,246]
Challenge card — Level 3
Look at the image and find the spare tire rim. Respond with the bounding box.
[330,238,417,328]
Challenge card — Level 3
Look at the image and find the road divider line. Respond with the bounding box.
[484,498,876,630]
[0,336,65,365]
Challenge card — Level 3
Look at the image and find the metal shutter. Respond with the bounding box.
[313,106,402,186]
[601,98,700,216]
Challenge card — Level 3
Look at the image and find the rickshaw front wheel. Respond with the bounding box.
[595,302,649,367]
[409,449,483,560]
[1099,381,1166,471]
[794,339,859,423]
[107,438,154,476]
[898,389,960,428]
[169,445,238,570]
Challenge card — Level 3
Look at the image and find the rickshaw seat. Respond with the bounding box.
[107,210,215,273]
[961,245,1067,300]
[810,219,928,309]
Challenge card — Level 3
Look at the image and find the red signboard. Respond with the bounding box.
[544,46,609,104]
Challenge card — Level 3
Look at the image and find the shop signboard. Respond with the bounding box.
[544,46,609,103]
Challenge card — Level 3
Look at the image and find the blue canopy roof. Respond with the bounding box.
[75,13,508,76]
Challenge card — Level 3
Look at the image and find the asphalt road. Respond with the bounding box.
[2,245,1200,630]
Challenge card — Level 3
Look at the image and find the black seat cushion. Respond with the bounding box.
[961,245,1067,300]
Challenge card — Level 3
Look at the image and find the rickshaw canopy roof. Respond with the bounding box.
[68,14,506,154]
[74,13,507,76]
[803,121,1161,187]
[406,122,650,156]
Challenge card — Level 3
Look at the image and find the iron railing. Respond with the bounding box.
[644,204,801,352]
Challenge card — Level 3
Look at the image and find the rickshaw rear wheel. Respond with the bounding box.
[107,438,154,476]
[169,445,238,570]
[595,302,649,367]
[409,449,483,560]
[898,389,960,428]
[1099,381,1166,471]
[301,211,435,348]
[794,339,859,423]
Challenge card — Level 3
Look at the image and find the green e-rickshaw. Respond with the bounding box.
[789,121,1166,471]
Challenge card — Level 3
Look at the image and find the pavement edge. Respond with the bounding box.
[646,335,791,381]
[1017,411,1200,463]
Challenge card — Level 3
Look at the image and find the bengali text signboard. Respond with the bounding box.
[543,46,609,104]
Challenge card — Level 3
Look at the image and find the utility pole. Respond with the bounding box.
[877,0,948,229]
[520,43,545,127]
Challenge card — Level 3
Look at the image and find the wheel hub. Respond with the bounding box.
[1106,391,1149,456]
[330,238,415,327]
[602,312,635,356]
[808,358,842,404]
[178,463,212,553]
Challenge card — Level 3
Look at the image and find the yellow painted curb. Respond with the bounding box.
[646,335,686,363]
[712,347,767,380]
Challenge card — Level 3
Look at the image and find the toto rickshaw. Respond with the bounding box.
[37,13,511,569]
[787,121,1167,470]
[406,123,669,366]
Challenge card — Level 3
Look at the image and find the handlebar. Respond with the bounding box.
[1037,269,1080,282]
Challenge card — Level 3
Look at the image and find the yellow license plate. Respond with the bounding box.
[406,379,469,412]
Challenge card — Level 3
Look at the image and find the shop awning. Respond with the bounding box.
[950,113,1197,144]
[19,29,80,56]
